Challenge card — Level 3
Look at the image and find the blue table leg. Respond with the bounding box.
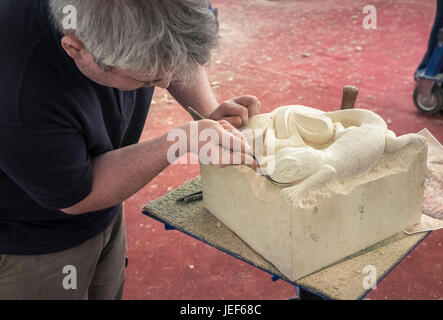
[164,223,176,231]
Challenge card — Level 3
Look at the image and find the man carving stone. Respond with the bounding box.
[0,0,258,299]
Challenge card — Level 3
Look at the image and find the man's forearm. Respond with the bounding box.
[61,131,179,215]
[168,65,219,117]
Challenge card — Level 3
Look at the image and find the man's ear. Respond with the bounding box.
[61,35,84,60]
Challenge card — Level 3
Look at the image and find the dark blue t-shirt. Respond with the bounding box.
[0,0,154,254]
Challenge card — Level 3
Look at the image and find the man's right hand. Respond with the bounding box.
[179,119,256,170]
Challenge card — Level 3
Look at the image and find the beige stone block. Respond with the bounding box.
[200,141,427,281]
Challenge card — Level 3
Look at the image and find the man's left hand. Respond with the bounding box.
[207,95,261,128]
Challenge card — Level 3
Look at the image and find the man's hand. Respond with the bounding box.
[207,95,261,128]
[179,119,256,170]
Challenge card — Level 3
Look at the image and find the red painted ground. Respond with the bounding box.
[123,0,443,300]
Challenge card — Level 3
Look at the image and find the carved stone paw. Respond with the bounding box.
[281,185,303,206]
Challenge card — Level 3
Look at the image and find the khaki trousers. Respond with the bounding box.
[0,204,127,300]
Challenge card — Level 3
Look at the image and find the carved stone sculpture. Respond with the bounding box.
[201,105,427,281]
[253,106,426,205]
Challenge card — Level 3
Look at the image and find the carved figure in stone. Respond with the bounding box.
[243,106,427,205]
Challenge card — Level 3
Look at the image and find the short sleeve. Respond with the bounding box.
[0,125,93,210]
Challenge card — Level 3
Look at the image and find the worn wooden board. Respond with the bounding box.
[143,176,430,300]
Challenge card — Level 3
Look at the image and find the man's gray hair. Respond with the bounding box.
[49,0,219,80]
